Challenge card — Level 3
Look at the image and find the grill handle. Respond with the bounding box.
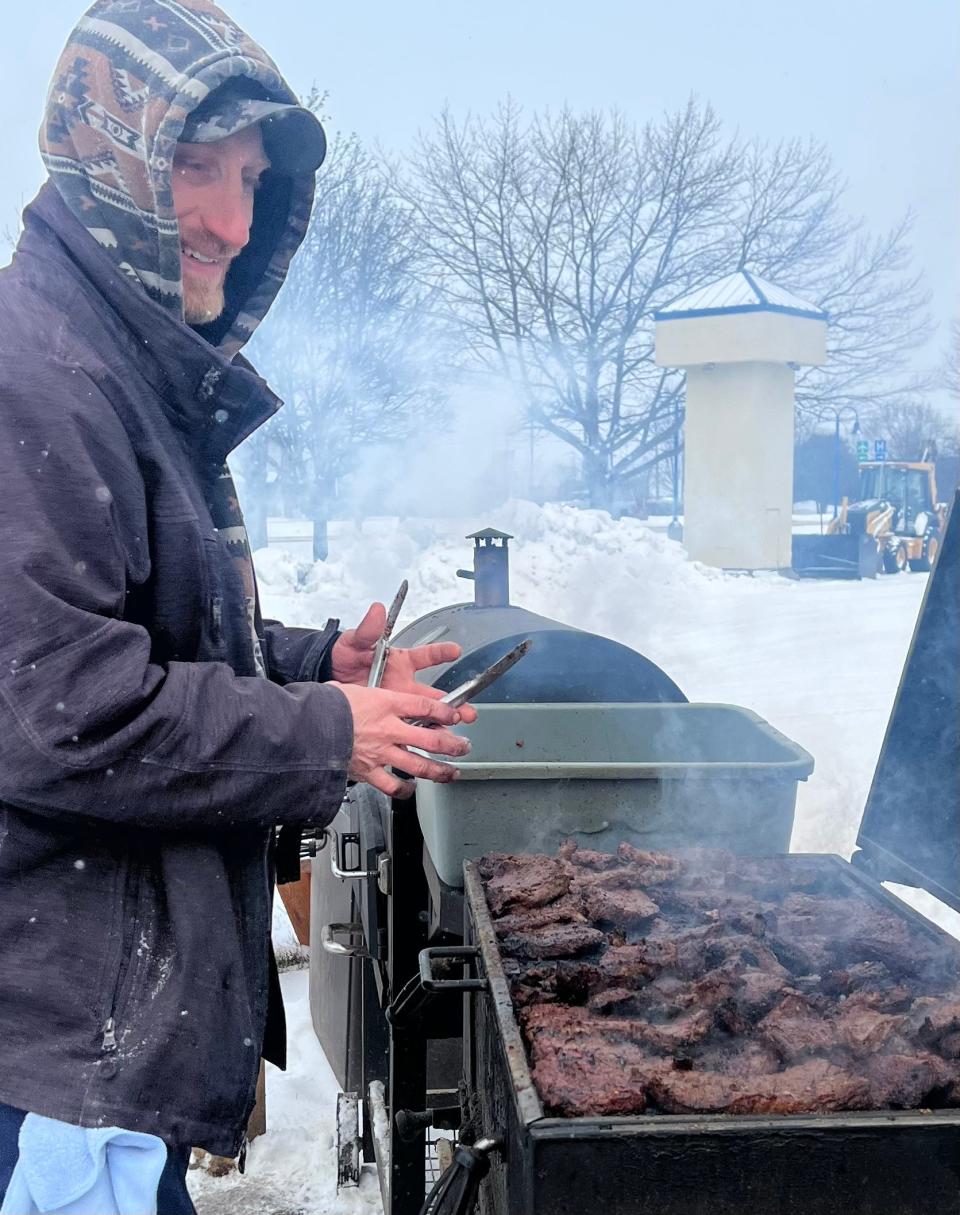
[418,1137,501,1215]
[388,948,487,1029]
[330,830,377,880]
[320,922,369,958]
[418,946,487,993]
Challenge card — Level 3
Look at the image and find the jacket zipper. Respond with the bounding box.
[101,859,140,1054]
[102,1017,117,1052]
[210,593,224,646]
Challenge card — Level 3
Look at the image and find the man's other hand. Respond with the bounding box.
[330,601,478,724]
[331,684,473,798]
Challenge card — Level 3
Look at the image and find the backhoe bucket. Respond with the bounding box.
[791,533,879,579]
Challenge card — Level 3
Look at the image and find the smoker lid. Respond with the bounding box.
[395,603,686,704]
[855,490,960,912]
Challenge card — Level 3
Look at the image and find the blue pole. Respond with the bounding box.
[832,412,840,520]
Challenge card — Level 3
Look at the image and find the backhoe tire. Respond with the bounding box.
[908,532,939,573]
[882,544,906,574]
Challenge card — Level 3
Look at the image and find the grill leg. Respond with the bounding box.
[387,794,429,1213]
[389,1021,427,1213]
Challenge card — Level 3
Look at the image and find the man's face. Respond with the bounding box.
[172,124,270,324]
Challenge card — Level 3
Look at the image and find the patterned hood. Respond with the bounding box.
[40,0,316,356]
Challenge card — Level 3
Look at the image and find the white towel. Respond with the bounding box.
[0,1113,167,1215]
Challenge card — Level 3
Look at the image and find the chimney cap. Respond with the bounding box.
[467,527,513,543]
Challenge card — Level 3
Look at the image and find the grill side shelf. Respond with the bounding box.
[462,861,544,1128]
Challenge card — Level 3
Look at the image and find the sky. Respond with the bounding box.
[1,0,957,381]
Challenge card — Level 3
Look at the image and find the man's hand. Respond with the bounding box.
[330,602,478,724]
[331,683,472,799]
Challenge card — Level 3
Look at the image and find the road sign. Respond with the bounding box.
[857,440,870,462]
[874,439,887,461]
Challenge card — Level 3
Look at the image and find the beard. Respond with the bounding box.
[182,273,228,325]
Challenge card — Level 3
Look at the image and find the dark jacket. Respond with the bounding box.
[0,2,351,1156]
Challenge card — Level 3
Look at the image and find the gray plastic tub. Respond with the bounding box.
[417,703,814,887]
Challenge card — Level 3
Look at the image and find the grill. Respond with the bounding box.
[308,493,959,1215]
[452,857,960,1215]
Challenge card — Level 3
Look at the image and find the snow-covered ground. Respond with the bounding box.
[194,500,957,1214]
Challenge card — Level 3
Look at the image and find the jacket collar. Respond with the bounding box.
[22,184,281,466]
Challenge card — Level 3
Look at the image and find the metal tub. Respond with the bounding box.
[419,703,814,886]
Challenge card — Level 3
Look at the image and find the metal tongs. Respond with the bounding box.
[409,638,533,727]
[367,580,409,688]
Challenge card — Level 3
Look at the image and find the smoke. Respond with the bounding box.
[336,378,543,520]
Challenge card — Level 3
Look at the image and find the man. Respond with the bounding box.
[0,1,473,1209]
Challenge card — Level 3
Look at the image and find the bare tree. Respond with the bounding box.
[942,319,960,399]
[396,100,931,509]
[244,122,443,558]
[867,398,959,461]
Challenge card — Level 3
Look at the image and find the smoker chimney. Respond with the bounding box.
[457,528,513,607]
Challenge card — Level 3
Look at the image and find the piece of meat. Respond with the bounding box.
[833,1004,906,1055]
[528,1018,674,1117]
[911,999,960,1051]
[499,921,606,961]
[480,853,571,916]
[650,1059,873,1115]
[522,1002,713,1054]
[650,888,776,942]
[674,928,789,981]
[509,961,559,1007]
[558,841,620,871]
[774,894,943,979]
[630,1009,716,1052]
[757,994,837,1062]
[581,884,659,928]
[864,1053,956,1109]
[723,857,839,900]
[597,941,679,986]
[696,1040,782,1078]
[587,986,640,1014]
[822,961,892,996]
[582,866,647,891]
[492,895,588,936]
[731,967,797,1022]
[698,965,796,1035]
[820,960,914,1013]
[616,842,686,883]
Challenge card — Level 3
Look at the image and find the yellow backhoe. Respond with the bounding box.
[792,461,947,578]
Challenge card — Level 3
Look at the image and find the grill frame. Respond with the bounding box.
[461,858,960,1215]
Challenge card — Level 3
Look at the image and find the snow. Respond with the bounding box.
[188,969,383,1214]
[193,500,956,1214]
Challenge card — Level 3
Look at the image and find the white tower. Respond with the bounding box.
[654,271,827,570]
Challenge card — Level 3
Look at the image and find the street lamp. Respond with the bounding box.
[815,405,861,520]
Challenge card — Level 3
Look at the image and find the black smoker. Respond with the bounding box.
[310,527,688,1212]
[309,498,959,1215]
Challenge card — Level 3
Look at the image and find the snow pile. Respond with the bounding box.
[255,499,930,868]
[255,499,748,641]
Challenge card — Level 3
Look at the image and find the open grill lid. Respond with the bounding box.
[854,490,960,912]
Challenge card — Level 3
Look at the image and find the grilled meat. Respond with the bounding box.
[498,921,606,960]
[479,846,960,1119]
[649,1059,873,1115]
[581,884,659,927]
[479,853,571,916]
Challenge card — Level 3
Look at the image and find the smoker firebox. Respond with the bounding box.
[460,858,960,1215]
